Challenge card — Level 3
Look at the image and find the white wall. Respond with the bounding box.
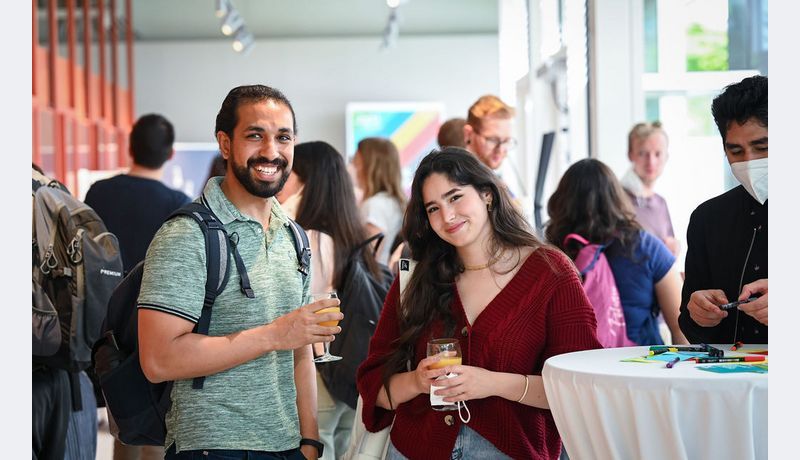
[134,35,499,154]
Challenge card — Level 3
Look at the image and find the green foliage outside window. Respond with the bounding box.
[686,23,728,71]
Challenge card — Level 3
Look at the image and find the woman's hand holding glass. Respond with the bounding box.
[412,355,450,395]
[429,364,496,404]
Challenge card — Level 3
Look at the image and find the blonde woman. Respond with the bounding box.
[352,137,407,265]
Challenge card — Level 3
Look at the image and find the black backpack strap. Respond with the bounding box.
[353,233,384,257]
[286,219,311,280]
[168,201,242,390]
[68,371,82,411]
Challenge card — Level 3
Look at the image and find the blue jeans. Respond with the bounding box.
[386,425,511,460]
[164,444,307,460]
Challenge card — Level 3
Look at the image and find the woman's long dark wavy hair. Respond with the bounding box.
[545,158,641,260]
[292,141,381,287]
[381,148,547,404]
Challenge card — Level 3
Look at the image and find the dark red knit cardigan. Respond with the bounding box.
[356,248,602,460]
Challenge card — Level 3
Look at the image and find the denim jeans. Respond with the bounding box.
[164,444,307,460]
[386,425,511,460]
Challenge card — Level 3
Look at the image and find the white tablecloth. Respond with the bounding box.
[542,345,767,460]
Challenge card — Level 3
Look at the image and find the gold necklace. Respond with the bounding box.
[463,261,492,271]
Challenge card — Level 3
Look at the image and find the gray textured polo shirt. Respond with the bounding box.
[138,177,311,453]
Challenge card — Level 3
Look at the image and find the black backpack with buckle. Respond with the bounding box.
[93,200,310,446]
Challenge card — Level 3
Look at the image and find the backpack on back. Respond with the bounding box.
[564,233,634,348]
[32,169,124,379]
[93,200,310,446]
[319,233,393,410]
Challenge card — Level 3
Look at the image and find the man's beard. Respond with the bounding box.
[231,156,290,198]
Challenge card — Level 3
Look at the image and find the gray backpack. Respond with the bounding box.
[32,169,124,374]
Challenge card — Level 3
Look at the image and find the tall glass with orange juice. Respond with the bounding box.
[312,292,342,363]
[427,338,462,411]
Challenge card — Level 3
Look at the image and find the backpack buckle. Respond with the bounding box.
[40,245,58,275]
[67,236,83,264]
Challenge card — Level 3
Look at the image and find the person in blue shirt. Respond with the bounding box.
[545,158,687,345]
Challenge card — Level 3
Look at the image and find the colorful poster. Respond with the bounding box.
[346,102,446,191]
[161,143,220,200]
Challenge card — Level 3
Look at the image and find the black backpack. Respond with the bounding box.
[92,200,311,446]
[32,169,124,410]
[318,233,394,409]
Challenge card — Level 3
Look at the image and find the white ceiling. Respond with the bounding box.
[131,0,499,41]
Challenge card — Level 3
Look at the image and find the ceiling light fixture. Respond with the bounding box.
[381,6,400,50]
[220,8,245,36]
[214,1,255,54]
[215,0,230,18]
[232,28,255,54]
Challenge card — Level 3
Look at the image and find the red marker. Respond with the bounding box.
[695,356,765,364]
[730,341,744,351]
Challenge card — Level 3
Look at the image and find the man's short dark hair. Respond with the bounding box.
[214,85,297,139]
[711,75,768,142]
[130,114,175,169]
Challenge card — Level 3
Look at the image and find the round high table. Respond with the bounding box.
[542,345,767,460]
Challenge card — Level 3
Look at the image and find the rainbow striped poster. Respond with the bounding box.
[346,102,446,191]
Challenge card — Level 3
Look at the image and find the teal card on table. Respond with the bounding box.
[697,364,768,374]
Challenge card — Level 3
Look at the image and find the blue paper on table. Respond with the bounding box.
[697,364,769,374]
[648,352,707,362]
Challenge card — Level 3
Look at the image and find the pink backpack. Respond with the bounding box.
[564,234,635,348]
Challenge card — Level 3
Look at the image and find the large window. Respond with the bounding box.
[640,0,767,267]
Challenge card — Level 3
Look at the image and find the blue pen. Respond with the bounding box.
[665,356,681,368]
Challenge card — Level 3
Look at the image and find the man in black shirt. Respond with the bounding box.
[83,113,189,460]
[85,113,191,274]
[679,75,768,344]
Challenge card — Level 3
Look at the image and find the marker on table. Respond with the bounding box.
[665,357,681,368]
[695,356,766,364]
[730,341,744,351]
[648,349,674,356]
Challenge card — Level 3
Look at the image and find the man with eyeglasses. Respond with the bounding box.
[463,95,523,199]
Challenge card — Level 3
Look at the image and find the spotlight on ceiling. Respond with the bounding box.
[215,0,230,18]
[232,28,255,54]
[221,9,245,36]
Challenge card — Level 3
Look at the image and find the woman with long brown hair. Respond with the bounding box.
[356,148,600,459]
[277,140,383,459]
[545,158,687,345]
[352,137,406,265]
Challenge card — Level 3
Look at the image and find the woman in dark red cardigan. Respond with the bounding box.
[356,148,602,459]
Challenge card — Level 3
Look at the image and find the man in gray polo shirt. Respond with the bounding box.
[137,85,341,460]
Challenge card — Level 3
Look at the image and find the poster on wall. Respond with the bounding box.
[161,143,221,200]
[346,102,446,193]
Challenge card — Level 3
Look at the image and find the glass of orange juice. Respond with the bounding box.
[427,338,462,411]
[312,291,342,363]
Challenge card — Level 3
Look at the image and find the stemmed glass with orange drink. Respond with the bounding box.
[427,338,462,411]
[312,291,342,363]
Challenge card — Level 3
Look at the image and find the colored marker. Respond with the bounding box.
[648,349,673,355]
[718,296,758,311]
[730,341,744,351]
[695,356,765,364]
[650,346,708,353]
[665,357,681,368]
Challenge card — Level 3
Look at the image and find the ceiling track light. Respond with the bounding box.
[381,7,400,50]
[232,28,255,54]
[220,9,245,36]
[215,0,230,18]
[215,1,254,54]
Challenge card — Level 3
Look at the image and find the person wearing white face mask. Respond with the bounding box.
[679,75,768,345]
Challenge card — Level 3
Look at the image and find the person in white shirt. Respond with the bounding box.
[351,137,407,265]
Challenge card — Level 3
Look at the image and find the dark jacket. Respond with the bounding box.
[679,185,767,344]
